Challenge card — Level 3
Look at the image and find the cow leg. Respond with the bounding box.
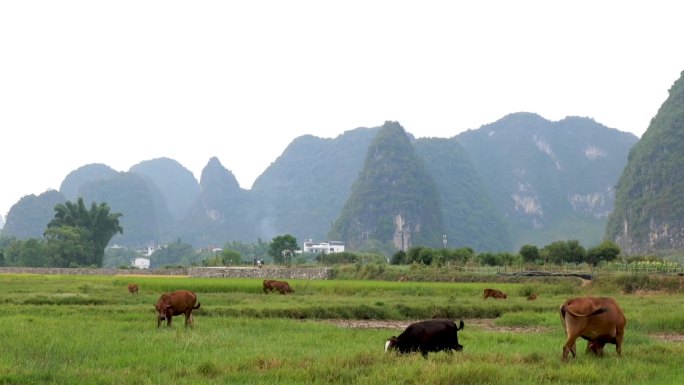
[615,331,624,356]
[562,336,579,361]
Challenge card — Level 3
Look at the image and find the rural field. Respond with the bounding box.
[0,272,682,384]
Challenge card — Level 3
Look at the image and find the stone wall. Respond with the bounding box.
[0,266,331,279]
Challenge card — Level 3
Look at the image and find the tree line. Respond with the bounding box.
[0,198,662,269]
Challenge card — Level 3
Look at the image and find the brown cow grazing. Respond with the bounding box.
[559,296,626,361]
[263,279,294,294]
[155,290,201,327]
[128,283,139,295]
[483,288,507,299]
[527,292,537,301]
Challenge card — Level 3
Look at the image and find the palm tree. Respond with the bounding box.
[46,198,123,266]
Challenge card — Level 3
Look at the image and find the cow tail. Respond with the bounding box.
[193,302,201,310]
[564,306,607,318]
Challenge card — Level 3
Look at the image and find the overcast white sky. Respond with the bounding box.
[1,1,684,220]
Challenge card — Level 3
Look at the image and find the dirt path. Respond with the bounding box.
[326,319,684,342]
[325,319,550,333]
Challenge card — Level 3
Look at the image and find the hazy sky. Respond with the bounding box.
[1,1,683,220]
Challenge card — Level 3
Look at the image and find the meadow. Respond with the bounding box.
[0,273,682,384]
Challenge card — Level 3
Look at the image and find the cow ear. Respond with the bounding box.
[458,320,464,330]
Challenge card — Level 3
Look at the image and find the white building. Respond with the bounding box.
[301,239,345,254]
[132,257,150,269]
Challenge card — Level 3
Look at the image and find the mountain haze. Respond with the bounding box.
[456,112,638,249]
[414,138,511,251]
[2,115,638,254]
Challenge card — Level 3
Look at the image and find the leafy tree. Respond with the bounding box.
[390,250,406,265]
[46,198,123,266]
[0,235,16,266]
[519,244,540,263]
[44,226,91,267]
[477,252,501,266]
[586,240,621,266]
[444,247,475,265]
[268,234,299,265]
[221,249,243,265]
[14,238,47,267]
[406,246,424,264]
[542,240,586,264]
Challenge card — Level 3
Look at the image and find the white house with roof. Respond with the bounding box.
[301,239,345,254]
[132,257,150,269]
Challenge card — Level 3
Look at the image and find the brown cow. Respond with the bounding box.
[154,290,201,327]
[527,292,537,301]
[263,279,294,294]
[128,283,139,295]
[483,288,507,299]
[559,296,626,361]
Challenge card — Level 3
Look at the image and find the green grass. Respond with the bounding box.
[0,273,682,384]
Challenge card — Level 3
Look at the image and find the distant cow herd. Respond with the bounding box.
[128,280,627,361]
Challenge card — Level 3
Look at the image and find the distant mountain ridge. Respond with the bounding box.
[2,114,638,253]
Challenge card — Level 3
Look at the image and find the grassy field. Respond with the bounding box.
[0,273,682,384]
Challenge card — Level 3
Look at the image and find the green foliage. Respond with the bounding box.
[586,240,621,266]
[268,234,299,265]
[594,273,684,293]
[5,238,48,267]
[44,225,92,267]
[541,240,586,264]
[47,198,123,267]
[519,244,540,263]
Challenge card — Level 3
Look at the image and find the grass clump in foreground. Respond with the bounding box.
[0,273,682,384]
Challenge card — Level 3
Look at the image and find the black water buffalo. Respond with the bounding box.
[385,319,464,357]
[559,296,626,360]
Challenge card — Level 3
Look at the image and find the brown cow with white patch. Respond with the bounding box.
[154,290,200,327]
[128,283,139,295]
[559,296,626,361]
[263,279,294,294]
[483,288,507,299]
